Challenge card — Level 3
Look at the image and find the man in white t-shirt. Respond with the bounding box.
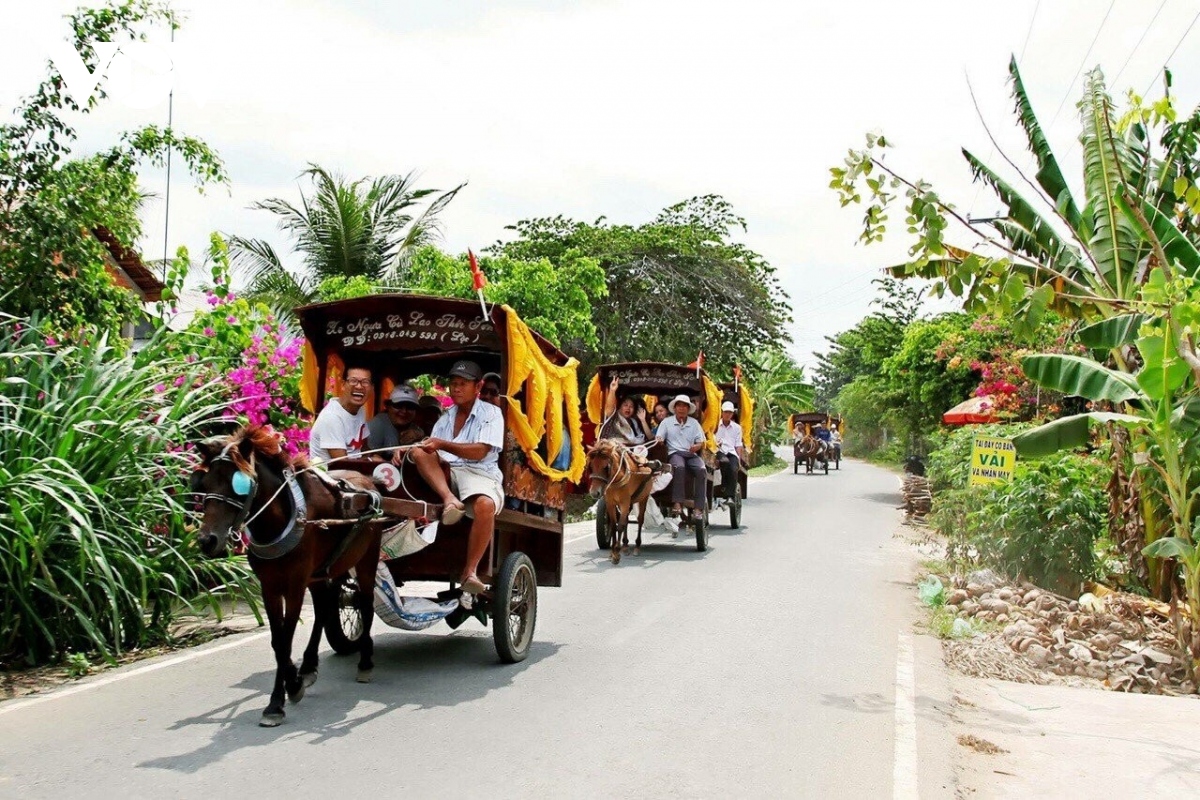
[309,365,372,464]
[410,359,505,596]
[714,401,746,504]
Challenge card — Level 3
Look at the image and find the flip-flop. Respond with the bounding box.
[441,503,466,526]
[460,575,486,595]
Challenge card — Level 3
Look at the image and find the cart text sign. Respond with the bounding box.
[969,435,1015,486]
[325,311,498,350]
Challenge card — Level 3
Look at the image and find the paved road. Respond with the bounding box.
[0,460,934,798]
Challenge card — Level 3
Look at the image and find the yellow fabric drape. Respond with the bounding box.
[300,342,319,413]
[503,306,586,484]
[700,375,722,451]
[586,374,604,425]
[738,384,755,452]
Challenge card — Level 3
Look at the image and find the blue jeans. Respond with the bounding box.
[669,452,707,509]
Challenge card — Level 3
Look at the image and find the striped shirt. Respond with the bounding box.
[431,399,505,482]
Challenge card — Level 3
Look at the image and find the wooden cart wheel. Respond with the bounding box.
[493,552,538,663]
[824,456,830,475]
[694,512,708,551]
[323,575,364,655]
[594,498,612,550]
[729,482,741,529]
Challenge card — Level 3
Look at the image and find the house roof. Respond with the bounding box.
[93,226,164,302]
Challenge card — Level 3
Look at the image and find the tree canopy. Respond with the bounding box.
[489,195,791,376]
[0,1,226,341]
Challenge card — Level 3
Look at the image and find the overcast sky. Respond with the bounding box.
[4,0,1200,370]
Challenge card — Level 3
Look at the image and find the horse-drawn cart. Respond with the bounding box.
[585,362,724,554]
[788,412,842,474]
[296,295,586,663]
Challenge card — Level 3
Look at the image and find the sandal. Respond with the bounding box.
[441,502,466,526]
[460,575,486,595]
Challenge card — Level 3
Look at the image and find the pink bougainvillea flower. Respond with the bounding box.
[153,383,166,393]
[45,336,58,347]
[203,327,216,337]
[174,375,187,387]
[226,315,238,325]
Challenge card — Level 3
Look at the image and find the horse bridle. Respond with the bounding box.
[588,445,630,492]
[197,444,260,547]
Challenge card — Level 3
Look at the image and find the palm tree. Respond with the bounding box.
[229,164,463,318]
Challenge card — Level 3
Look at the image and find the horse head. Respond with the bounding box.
[192,425,294,557]
[586,440,621,498]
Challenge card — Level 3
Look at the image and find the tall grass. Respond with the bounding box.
[0,314,259,666]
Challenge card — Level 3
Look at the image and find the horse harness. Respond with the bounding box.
[202,444,385,566]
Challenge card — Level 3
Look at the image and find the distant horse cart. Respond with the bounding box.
[788,412,842,475]
[193,295,585,726]
[586,362,725,558]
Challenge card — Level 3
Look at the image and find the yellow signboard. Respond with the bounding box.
[969,435,1015,486]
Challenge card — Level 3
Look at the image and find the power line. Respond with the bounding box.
[969,0,1041,217]
[1019,0,1041,62]
[1111,0,1168,89]
[1142,7,1200,96]
[1048,0,1117,130]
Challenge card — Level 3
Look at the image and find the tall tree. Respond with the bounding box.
[0,1,227,341]
[491,195,791,375]
[229,164,462,318]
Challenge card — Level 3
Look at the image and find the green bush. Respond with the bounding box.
[928,450,1109,595]
[0,315,259,666]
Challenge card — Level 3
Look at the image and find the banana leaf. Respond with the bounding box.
[1021,353,1144,403]
[1076,313,1149,349]
[1013,411,1145,458]
[1115,193,1200,278]
[1008,57,1082,232]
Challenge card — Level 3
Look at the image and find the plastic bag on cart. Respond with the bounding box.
[372,567,459,631]
[380,519,438,561]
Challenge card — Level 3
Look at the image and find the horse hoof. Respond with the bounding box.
[301,671,318,689]
[260,711,285,727]
[621,545,630,554]
[633,547,641,556]
[356,669,373,684]
[610,553,620,565]
[288,682,306,704]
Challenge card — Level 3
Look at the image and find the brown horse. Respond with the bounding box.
[587,440,657,564]
[192,425,384,727]
[794,435,829,474]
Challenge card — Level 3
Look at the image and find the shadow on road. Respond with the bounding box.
[856,491,902,506]
[569,541,713,573]
[137,634,561,773]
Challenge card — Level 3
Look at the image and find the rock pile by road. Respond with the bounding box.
[940,571,1194,696]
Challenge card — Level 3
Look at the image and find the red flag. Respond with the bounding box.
[687,351,705,377]
[468,249,487,291]
[733,364,742,390]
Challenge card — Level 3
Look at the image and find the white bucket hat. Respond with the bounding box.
[721,401,736,412]
[670,393,697,414]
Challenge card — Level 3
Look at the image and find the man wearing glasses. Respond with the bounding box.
[309,365,373,464]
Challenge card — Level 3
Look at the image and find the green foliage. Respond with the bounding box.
[929,452,1110,595]
[490,195,791,374]
[0,2,226,342]
[0,314,258,666]
[404,245,607,348]
[741,347,814,456]
[231,164,462,319]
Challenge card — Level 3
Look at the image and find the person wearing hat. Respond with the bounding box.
[655,393,707,515]
[410,359,505,595]
[367,383,425,461]
[713,400,746,505]
[416,393,444,433]
[480,372,502,407]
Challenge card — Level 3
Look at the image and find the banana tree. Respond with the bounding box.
[1012,284,1200,675]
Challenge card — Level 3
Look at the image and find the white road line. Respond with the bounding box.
[893,631,919,800]
[0,630,271,718]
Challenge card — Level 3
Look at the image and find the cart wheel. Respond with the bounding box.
[694,514,708,551]
[729,482,741,529]
[594,498,612,550]
[323,575,364,655]
[793,458,798,475]
[493,552,537,663]
[824,458,830,475]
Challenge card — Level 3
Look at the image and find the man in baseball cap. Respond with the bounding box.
[714,400,746,511]
[367,383,424,460]
[410,359,505,595]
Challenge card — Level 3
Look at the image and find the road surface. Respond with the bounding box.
[0,460,944,798]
